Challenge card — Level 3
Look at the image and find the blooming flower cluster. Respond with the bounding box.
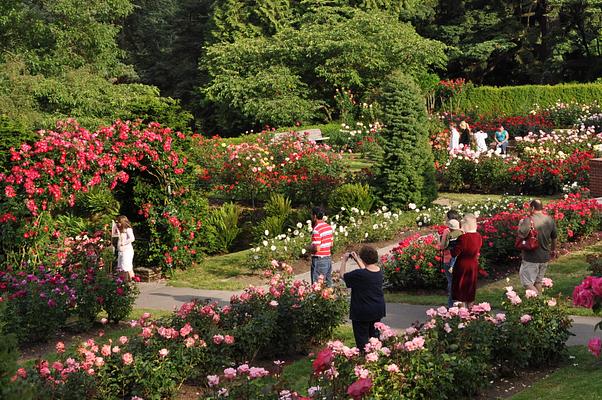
[195,132,345,204]
[248,205,410,270]
[573,276,602,358]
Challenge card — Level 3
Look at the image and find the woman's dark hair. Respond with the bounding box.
[358,245,379,265]
[312,206,325,219]
[446,209,461,221]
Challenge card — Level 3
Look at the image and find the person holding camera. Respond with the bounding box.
[340,245,386,352]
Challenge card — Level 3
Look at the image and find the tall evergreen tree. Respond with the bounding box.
[375,72,437,208]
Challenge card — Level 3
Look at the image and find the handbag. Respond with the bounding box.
[515,218,539,251]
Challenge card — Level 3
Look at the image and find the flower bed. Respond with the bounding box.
[0,235,137,344]
[248,206,425,270]
[435,128,602,195]
[203,283,570,399]
[8,263,347,399]
[194,132,346,205]
[382,194,602,290]
[0,120,209,273]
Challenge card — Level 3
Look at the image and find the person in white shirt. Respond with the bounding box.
[448,122,460,152]
[474,130,488,153]
[116,215,136,280]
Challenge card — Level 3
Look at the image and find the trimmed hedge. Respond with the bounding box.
[455,83,602,116]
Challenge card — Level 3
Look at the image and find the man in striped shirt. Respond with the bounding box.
[310,207,333,287]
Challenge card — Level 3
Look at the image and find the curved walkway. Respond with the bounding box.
[136,241,600,346]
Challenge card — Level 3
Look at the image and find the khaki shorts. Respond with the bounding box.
[519,261,548,287]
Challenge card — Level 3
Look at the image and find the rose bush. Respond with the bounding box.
[194,132,346,205]
[0,119,211,273]
[170,262,348,359]
[0,235,137,343]
[573,276,602,359]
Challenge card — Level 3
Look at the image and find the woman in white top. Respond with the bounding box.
[448,122,460,152]
[116,215,135,280]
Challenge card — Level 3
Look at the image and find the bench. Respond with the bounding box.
[272,128,329,143]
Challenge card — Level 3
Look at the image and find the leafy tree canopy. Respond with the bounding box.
[202,8,446,132]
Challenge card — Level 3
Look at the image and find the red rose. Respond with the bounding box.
[312,348,333,373]
[347,378,372,400]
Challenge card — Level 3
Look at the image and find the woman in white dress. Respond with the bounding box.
[448,122,460,152]
[116,215,135,280]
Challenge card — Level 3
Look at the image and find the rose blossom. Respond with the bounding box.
[101,345,111,357]
[347,378,372,400]
[213,334,224,345]
[223,367,237,380]
[119,336,128,345]
[588,337,601,358]
[207,375,220,387]
[525,289,538,298]
[547,298,557,307]
[122,353,134,366]
[56,342,65,353]
[158,348,169,358]
[224,335,235,345]
[520,314,532,324]
[386,364,400,373]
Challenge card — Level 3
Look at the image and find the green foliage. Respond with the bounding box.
[255,193,293,241]
[328,183,374,213]
[206,202,243,254]
[0,0,135,78]
[0,302,31,400]
[0,61,192,132]
[203,8,446,132]
[454,83,602,116]
[375,72,438,208]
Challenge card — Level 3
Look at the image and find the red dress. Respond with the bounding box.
[450,232,483,303]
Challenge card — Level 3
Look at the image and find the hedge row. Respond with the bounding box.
[454,83,602,116]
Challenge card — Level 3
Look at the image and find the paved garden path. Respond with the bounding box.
[136,241,600,346]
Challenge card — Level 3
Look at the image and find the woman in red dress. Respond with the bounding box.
[451,214,483,308]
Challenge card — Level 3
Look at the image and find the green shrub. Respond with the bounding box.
[206,202,243,254]
[375,72,438,207]
[0,302,36,399]
[455,83,602,117]
[328,183,374,214]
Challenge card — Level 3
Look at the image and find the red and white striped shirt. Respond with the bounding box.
[311,220,333,257]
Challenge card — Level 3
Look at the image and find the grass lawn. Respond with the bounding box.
[511,346,602,400]
[385,242,601,315]
[436,192,561,207]
[168,250,264,291]
[341,153,374,172]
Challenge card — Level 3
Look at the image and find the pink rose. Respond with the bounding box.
[119,336,128,345]
[223,367,237,380]
[179,323,192,337]
[386,364,399,373]
[573,286,595,309]
[95,357,105,367]
[101,345,111,357]
[588,337,601,358]
[158,348,169,358]
[122,353,134,366]
[541,278,553,288]
[591,277,602,297]
[520,314,532,324]
[141,327,153,339]
[224,335,235,345]
[207,374,220,387]
[525,290,538,299]
[55,341,65,353]
[184,337,195,348]
[213,334,224,345]
[112,346,120,354]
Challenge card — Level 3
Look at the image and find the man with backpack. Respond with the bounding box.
[517,199,557,294]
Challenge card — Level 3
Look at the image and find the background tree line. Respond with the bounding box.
[0,0,601,136]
